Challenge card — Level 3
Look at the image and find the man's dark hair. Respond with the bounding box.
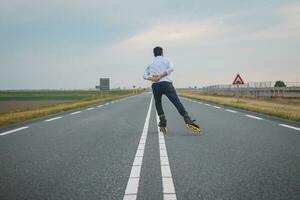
[153,46,163,57]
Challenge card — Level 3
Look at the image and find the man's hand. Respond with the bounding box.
[149,74,161,82]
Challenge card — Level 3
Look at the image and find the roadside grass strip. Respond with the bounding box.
[156,113,177,200]
[0,126,29,136]
[44,116,62,122]
[123,96,153,200]
[279,124,300,131]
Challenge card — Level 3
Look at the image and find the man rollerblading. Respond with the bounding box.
[143,46,201,134]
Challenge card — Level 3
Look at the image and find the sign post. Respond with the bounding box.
[99,78,110,98]
[133,85,136,94]
[232,74,245,102]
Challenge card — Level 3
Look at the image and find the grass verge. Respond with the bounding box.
[178,91,300,122]
[0,91,142,127]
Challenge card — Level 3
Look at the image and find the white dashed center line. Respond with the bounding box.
[204,103,211,106]
[86,107,95,111]
[44,116,62,122]
[279,124,300,131]
[245,114,263,120]
[0,126,29,136]
[156,113,177,200]
[214,106,221,109]
[123,96,153,200]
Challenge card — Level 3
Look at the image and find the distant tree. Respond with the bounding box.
[274,80,286,87]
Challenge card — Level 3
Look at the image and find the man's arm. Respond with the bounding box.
[143,66,151,80]
[156,59,174,80]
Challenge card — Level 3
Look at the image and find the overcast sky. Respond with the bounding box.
[1,0,299,89]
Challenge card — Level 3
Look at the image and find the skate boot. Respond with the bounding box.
[158,114,167,134]
[183,114,202,134]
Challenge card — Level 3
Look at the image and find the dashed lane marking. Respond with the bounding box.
[70,111,82,115]
[279,124,300,131]
[44,117,62,122]
[245,114,263,120]
[0,126,29,136]
[226,109,237,113]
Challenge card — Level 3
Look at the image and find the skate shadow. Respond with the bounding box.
[147,130,203,136]
[165,131,203,137]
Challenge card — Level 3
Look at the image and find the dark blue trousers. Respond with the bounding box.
[152,81,187,117]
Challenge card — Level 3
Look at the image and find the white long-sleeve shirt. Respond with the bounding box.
[143,56,174,83]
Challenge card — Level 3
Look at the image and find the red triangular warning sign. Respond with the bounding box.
[232,74,244,85]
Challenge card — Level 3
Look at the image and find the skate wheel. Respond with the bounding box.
[186,124,202,134]
[160,127,167,134]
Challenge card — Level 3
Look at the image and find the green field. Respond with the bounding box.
[0,90,143,127]
[0,90,132,101]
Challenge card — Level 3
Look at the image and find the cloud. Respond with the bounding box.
[1,1,299,89]
[239,2,300,41]
[120,20,221,47]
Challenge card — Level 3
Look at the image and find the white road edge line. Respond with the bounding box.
[279,124,300,131]
[97,105,103,108]
[86,107,95,111]
[204,103,211,106]
[123,96,153,200]
[245,114,263,120]
[226,109,237,113]
[44,116,62,122]
[70,111,82,115]
[156,113,177,200]
[0,126,29,136]
[214,106,221,109]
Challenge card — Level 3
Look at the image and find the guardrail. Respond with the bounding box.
[201,82,300,98]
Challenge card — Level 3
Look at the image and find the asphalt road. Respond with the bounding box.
[0,93,299,200]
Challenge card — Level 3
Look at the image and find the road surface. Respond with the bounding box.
[1,93,299,200]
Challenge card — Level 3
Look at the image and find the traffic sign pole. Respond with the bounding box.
[232,74,245,102]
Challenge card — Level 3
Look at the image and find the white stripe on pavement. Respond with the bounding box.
[97,105,103,108]
[204,103,211,106]
[226,109,237,113]
[279,124,300,131]
[86,107,95,111]
[214,106,221,109]
[156,113,177,200]
[70,111,82,115]
[123,96,153,200]
[0,126,29,136]
[245,114,263,120]
[44,116,62,122]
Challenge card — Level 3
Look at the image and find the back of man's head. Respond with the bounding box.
[153,46,163,57]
